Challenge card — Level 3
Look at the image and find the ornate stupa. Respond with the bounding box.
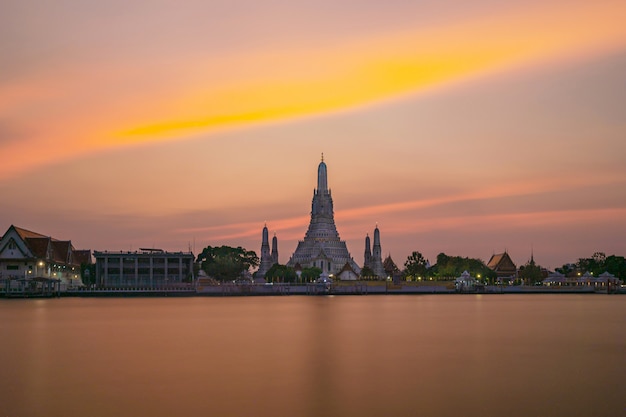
[271,233,278,265]
[367,225,386,279]
[364,234,372,269]
[257,224,273,278]
[287,155,360,276]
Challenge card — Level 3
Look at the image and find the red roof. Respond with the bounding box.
[4,225,88,267]
[24,237,51,259]
[51,241,73,263]
[14,226,49,240]
[73,250,92,265]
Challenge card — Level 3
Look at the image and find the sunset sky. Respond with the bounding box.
[2,0,625,270]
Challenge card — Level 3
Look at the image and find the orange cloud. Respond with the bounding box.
[118,2,626,139]
[1,2,625,180]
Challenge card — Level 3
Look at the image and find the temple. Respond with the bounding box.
[287,155,360,276]
[257,224,274,279]
[363,225,385,278]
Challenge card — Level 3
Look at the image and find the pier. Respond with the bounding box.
[2,276,61,298]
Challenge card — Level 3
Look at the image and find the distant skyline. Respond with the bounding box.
[1,0,625,270]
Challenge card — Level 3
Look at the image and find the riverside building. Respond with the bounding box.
[0,225,91,289]
[93,249,194,288]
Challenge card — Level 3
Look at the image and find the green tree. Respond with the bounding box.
[518,258,543,284]
[301,267,323,282]
[359,265,376,280]
[603,255,626,280]
[430,252,495,280]
[196,246,259,282]
[80,263,96,286]
[555,263,575,277]
[558,253,625,281]
[264,264,297,283]
[403,251,428,279]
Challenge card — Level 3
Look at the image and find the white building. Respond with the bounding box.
[93,249,194,288]
[0,225,91,290]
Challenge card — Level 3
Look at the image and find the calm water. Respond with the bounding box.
[0,295,624,417]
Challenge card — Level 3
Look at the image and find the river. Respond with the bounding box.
[0,295,623,417]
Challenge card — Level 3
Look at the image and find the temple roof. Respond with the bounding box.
[338,262,357,275]
[487,252,516,271]
[383,255,399,273]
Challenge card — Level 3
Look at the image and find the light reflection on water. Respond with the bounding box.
[0,295,624,417]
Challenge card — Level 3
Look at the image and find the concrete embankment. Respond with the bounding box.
[4,282,619,298]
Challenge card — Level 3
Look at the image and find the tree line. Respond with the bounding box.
[190,245,626,283]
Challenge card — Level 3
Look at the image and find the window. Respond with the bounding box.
[7,265,19,270]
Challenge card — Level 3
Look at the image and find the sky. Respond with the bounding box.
[1,0,625,271]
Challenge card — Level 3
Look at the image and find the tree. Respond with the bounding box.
[518,258,543,284]
[359,266,377,280]
[196,246,259,281]
[603,255,626,280]
[430,252,495,280]
[80,263,96,286]
[404,251,428,279]
[264,264,297,283]
[301,267,323,282]
[555,263,575,277]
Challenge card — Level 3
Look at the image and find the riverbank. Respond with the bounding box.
[3,282,620,298]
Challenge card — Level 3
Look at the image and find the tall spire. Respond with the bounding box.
[373,225,381,259]
[317,154,328,192]
[257,224,273,279]
[271,233,278,265]
[288,155,360,275]
[370,225,385,278]
[364,234,372,268]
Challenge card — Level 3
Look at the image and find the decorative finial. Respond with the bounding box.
[321,152,324,162]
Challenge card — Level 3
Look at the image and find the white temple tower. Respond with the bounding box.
[271,233,278,265]
[257,224,273,278]
[370,225,386,278]
[287,155,360,276]
[364,234,372,268]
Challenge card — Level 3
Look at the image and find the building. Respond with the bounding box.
[487,251,517,279]
[93,249,194,288]
[287,155,360,276]
[455,270,478,292]
[383,255,402,282]
[0,225,90,288]
[337,262,359,281]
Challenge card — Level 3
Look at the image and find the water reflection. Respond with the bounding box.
[0,295,624,417]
